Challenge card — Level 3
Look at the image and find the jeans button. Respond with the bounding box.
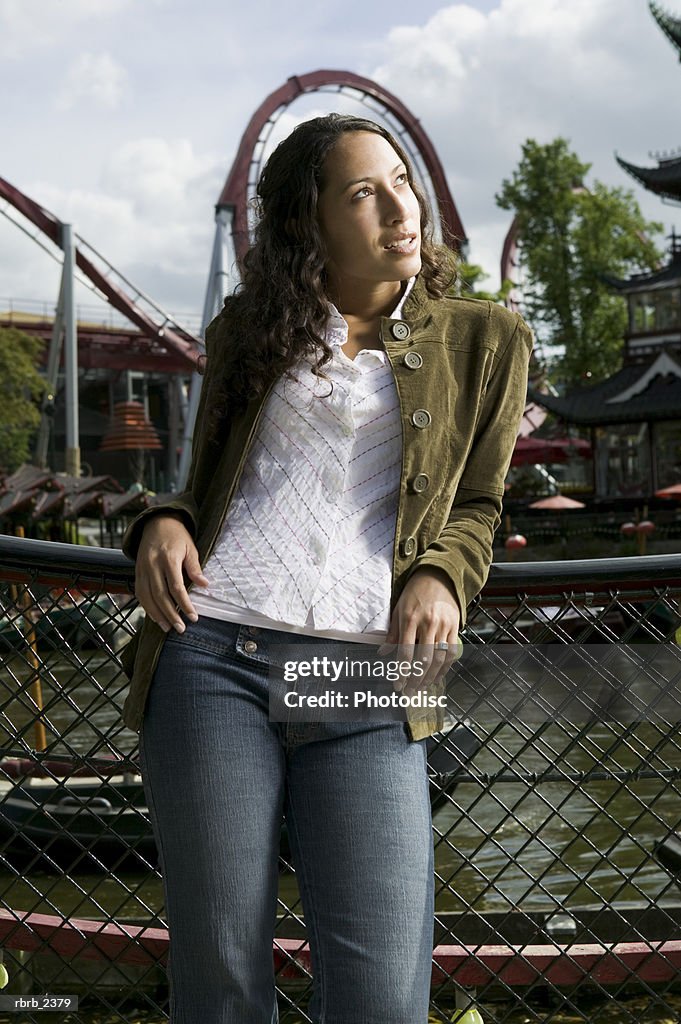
[244,640,258,653]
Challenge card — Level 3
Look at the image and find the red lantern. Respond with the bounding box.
[505,533,527,550]
[620,522,637,537]
[636,520,655,535]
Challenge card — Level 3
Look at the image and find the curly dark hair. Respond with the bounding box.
[203,113,458,438]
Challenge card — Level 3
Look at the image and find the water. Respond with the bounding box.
[431,721,681,913]
[0,650,679,1023]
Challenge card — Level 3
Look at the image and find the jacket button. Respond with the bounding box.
[412,473,430,493]
[403,351,423,369]
[411,409,432,429]
[399,537,416,557]
[390,321,411,341]
[244,640,258,653]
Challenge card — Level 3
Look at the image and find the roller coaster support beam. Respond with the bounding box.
[176,206,235,489]
[62,224,80,478]
[34,278,64,470]
[34,226,81,473]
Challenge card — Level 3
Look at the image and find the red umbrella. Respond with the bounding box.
[655,483,681,499]
[511,436,592,467]
[529,495,586,510]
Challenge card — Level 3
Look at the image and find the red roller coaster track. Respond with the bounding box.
[0,175,202,372]
[1,71,465,372]
[217,70,467,263]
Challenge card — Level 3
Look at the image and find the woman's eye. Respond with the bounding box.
[353,186,372,199]
[395,173,408,185]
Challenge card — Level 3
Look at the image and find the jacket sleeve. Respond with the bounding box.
[405,314,533,630]
[120,317,220,562]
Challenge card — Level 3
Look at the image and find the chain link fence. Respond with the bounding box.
[0,534,680,1023]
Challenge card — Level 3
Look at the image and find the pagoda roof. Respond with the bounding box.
[650,1,681,57]
[616,153,681,201]
[528,348,681,425]
[604,245,681,291]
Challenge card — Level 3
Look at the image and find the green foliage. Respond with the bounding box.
[457,261,514,304]
[496,138,663,388]
[0,326,46,473]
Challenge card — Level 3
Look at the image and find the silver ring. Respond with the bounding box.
[435,641,449,651]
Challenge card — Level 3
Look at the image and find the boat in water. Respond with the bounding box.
[0,722,479,872]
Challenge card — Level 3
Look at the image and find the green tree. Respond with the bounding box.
[457,261,514,304]
[0,326,46,473]
[496,138,663,387]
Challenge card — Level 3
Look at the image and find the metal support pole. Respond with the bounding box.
[62,223,80,478]
[167,374,180,492]
[177,206,235,489]
[34,278,65,469]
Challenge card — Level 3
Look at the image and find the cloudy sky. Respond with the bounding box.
[0,0,679,329]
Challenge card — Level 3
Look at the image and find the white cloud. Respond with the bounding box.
[56,52,129,111]
[374,6,486,97]
[0,0,133,59]
[0,218,62,310]
[371,0,679,284]
[101,137,219,221]
[1,138,225,317]
[1,0,680,324]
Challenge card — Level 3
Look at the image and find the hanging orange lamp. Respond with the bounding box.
[99,401,162,452]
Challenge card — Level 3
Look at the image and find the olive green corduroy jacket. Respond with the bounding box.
[118,275,533,740]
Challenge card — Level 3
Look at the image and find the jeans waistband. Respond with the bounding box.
[178,610,378,671]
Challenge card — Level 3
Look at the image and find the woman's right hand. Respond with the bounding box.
[134,514,209,633]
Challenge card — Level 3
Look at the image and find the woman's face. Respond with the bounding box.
[316,131,422,294]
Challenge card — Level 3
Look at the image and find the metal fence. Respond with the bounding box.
[0,533,680,1024]
[0,297,204,336]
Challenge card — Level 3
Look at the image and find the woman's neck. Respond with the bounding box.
[328,279,406,322]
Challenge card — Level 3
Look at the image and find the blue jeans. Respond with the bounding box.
[139,613,434,1024]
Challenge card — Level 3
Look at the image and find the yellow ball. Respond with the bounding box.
[0,963,9,989]
[450,1010,484,1024]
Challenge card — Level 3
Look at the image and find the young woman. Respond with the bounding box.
[120,113,533,1023]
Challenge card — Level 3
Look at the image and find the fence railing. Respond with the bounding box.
[0,297,203,336]
[0,533,680,1023]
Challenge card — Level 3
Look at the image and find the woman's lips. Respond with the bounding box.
[383,235,418,255]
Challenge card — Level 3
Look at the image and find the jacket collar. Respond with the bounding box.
[400,251,459,323]
[400,272,436,324]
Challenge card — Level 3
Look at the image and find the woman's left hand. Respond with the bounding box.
[378,567,461,691]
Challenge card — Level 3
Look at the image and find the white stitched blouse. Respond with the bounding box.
[191,280,414,642]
